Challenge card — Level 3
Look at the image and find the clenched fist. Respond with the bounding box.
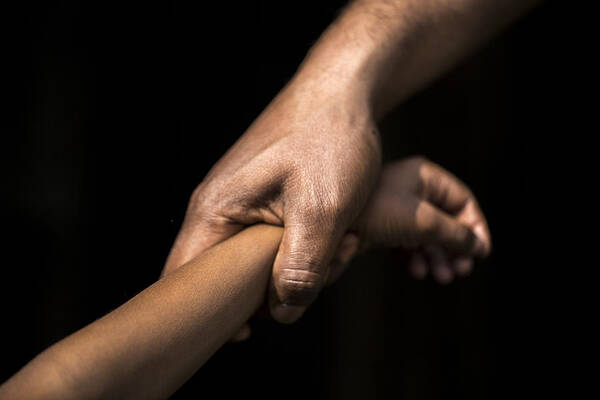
[326,157,492,285]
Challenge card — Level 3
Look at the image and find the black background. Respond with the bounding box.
[1,1,581,399]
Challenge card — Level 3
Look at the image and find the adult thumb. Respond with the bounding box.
[269,221,342,324]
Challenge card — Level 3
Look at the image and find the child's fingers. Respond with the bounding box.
[453,255,473,276]
[420,161,492,256]
[424,245,454,284]
[456,199,492,257]
[416,201,487,257]
[408,251,428,279]
[407,248,473,283]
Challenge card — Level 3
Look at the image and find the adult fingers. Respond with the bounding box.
[161,203,244,278]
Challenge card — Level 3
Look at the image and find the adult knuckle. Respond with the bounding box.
[188,185,204,209]
[277,268,323,304]
[190,179,254,222]
[188,182,217,213]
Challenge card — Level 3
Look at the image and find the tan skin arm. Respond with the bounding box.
[0,225,283,400]
[0,157,491,400]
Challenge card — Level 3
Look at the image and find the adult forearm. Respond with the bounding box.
[295,0,541,119]
[0,225,283,400]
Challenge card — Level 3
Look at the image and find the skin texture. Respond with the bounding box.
[163,0,539,331]
[1,225,283,400]
[163,77,382,324]
[0,159,490,400]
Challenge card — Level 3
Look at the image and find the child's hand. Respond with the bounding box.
[327,157,491,285]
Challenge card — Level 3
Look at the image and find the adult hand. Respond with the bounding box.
[163,0,525,331]
[162,72,382,327]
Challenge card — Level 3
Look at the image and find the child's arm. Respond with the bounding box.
[0,157,490,400]
[0,225,283,400]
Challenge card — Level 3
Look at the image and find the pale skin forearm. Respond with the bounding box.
[295,0,542,119]
[0,225,283,400]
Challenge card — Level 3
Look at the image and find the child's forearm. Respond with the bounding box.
[0,224,283,400]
